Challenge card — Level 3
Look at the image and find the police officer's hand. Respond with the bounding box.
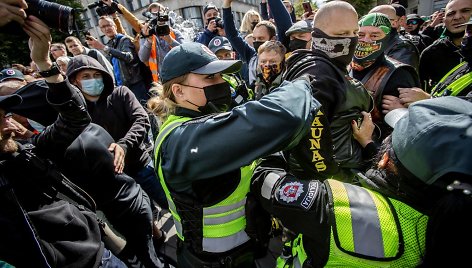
[109,143,125,174]
[0,0,27,27]
[398,87,431,107]
[351,111,374,148]
[382,95,404,114]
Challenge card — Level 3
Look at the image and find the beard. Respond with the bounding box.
[0,133,18,154]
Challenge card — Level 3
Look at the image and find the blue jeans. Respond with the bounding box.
[100,247,127,268]
[135,160,168,209]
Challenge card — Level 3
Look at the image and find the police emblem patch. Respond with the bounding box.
[279,182,304,203]
[6,69,15,76]
[213,39,221,46]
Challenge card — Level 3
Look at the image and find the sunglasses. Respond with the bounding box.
[407,20,419,25]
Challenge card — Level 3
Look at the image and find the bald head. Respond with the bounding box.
[370,5,401,29]
[369,5,396,17]
[313,1,357,30]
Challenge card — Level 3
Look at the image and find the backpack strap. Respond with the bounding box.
[17,145,97,212]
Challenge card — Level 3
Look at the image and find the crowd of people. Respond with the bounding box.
[0,0,471,267]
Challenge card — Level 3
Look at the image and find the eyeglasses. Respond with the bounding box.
[407,20,419,25]
[99,24,114,29]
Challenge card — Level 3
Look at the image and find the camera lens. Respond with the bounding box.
[26,0,76,34]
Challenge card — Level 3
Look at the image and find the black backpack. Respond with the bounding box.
[0,144,104,268]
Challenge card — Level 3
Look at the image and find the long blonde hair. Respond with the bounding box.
[147,74,188,122]
[239,10,262,35]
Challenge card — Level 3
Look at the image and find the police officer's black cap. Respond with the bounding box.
[161,42,242,83]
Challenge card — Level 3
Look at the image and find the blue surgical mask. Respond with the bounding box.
[27,118,45,133]
[80,78,104,96]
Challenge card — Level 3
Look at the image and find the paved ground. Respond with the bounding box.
[156,209,283,267]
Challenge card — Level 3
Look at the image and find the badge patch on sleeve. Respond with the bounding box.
[301,181,318,210]
[278,182,304,203]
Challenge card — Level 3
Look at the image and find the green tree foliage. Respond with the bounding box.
[0,0,84,68]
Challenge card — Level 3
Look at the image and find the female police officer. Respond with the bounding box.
[147,42,320,267]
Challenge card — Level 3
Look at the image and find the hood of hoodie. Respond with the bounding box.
[66,55,114,99]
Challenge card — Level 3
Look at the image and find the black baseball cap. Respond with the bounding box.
[160,42,242,83]
[203,3,218,17]
[0,68,25,82]
[384,97,472,185]
[208,36,233,54]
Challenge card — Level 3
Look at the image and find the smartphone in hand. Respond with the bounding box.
[302,1,313,16]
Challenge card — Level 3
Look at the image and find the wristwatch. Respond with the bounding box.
[38,62,61,78]
[103,46,111,53]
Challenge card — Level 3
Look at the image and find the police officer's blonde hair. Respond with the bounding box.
[147,74,189,122]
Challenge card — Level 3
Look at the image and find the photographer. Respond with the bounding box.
[195,3,225,46]
[139,3,184,83]
[86,16,149,103]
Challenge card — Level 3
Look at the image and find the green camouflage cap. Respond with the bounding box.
[359,13,391,35]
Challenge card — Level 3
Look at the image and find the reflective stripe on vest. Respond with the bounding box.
[326,179,400,258]
[154,115,251,253]
[432,61,472,97]
[154,116,190,241]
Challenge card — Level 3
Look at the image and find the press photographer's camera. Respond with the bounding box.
[142,11,170,36]
[25,0,76,34]
[88,0,120,17]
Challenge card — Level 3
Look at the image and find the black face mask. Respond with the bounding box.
[251,21,259,31]
[289,38,308,51]
[183,82,232,115]
[460,35,472,62]
[311,27,358,68]
[253,41,264,53]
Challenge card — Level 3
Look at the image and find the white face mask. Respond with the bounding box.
[27,118,45,133]
[80,78,104,97]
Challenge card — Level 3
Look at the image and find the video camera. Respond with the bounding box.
[25,0,76,34]
[142,10,170,36]
[88,0,120,17]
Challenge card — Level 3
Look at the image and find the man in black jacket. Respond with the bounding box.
[419,0,472,91]
[0,15,127,268]
[350,12,420,142]
[284,1,372,182]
